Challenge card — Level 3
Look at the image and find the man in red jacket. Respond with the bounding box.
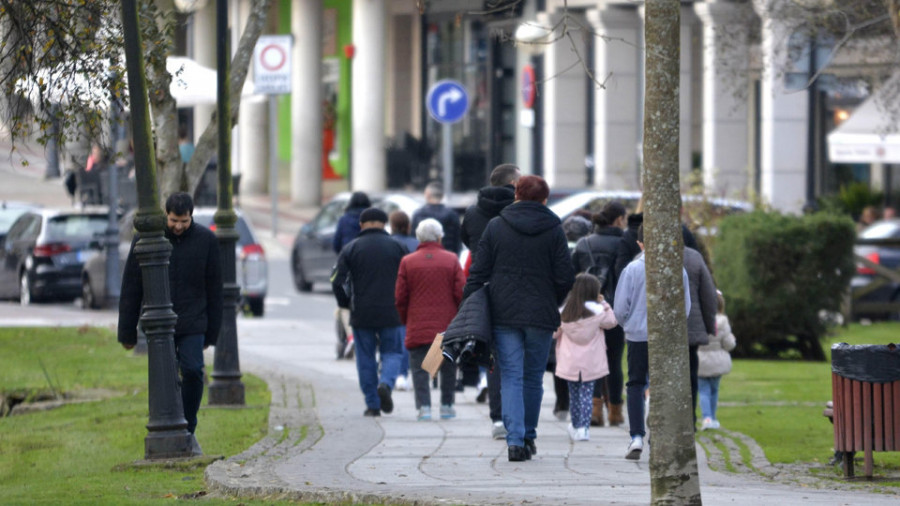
[395,218,466,421]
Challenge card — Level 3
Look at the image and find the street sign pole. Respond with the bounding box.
[426,80,468,201]
[253,34,292,239]
[269,96,278,238]
[442,123,453,203]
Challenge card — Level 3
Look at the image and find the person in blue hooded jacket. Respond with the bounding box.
[463,175,575,462]
[333,191,371,253]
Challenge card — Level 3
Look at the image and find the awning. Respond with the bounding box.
[827,73,900,164]
[16,56,256,110]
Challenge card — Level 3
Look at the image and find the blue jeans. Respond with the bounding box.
[698,376,721,421]
[174,334,205,434]
[626,340,649,438]
[352,326,403,410]
[494,326,553,447]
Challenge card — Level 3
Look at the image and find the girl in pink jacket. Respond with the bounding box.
[553,273,618,441]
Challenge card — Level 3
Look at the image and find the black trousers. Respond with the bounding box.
[594,325,625,405]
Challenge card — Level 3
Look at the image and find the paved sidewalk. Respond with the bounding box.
[206,314,900,506]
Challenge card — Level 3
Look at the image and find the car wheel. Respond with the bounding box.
[248,297,265,317]
[19,271,33,306]
[82,276,98,310]
[335,313,347,359]
[293,253,314,293]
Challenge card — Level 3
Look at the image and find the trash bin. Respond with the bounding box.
[830,343,900,478]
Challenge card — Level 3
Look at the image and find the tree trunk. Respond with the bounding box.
[182,0,272,201]
[643,1,703,504]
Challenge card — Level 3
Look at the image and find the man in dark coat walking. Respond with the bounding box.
[118,192,223,452]
[460,163,520,439]
[411,182,461,255]
[332,207,408,416]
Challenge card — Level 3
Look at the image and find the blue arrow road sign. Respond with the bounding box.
[427,80,469,124]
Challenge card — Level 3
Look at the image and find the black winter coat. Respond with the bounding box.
[464,201,575,331]
[615,213,643,278]
[460,185,515,250]
[118,221,223,347]
[412,203,461,254]
[331,228,407,328]
[571,227,623,305]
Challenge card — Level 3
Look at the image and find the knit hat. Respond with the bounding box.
[359,207,388,224]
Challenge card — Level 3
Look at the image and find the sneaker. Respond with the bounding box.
[377,383,393,414]
[701,417,714,431]
[417,406,432,421]
[567,423,579,441]
[576,426,590,442]
[395,375,410,391]
[626,436,643,460]
[440,404,456,419]
[711,419,721,429]
[363,408,381,417]
[492,421,507,440]
[476,374,488,403]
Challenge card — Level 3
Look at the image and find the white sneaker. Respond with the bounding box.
[574,426,590,441]
[626,436,643,460]
[492,421,507,440]
[567,423,579,441]
[701,417,714,431]
[566,424,590,441]
[394,375,410,391]
[711,419,721,429]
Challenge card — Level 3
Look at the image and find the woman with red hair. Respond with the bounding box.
[463,175,575,462]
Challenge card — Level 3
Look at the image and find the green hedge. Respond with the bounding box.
[712,211,856,360]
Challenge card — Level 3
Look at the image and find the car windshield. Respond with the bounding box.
[861,221,900,239]
[46,215,109,239]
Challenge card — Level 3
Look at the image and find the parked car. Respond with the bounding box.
[80,211,134,310]
[851,219,900,320]
[0,208,110,304]
[191,208,268,317]
[0,201,41,244]
[290,192,423,292]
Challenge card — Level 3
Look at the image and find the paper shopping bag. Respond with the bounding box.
[421,333,445,378]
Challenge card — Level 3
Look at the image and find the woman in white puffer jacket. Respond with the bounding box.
[697,291,737,430]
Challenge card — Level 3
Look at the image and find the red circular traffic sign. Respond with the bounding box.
[259,44,287,71]
[522,64,536,109]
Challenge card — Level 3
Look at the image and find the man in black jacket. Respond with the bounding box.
[331,207,408,416]
[460,163,520,440]
[118,192,223,449]
[411,181,461,255]
[460,164,520,252]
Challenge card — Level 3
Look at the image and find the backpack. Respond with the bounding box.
[579,236,616,303]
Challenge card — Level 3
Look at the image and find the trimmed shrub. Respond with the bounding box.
[713,211,855,361]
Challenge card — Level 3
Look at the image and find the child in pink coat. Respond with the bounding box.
[553,273,618,441]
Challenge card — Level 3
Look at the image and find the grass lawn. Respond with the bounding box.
[0,326,303,505]
[712,321,900,479]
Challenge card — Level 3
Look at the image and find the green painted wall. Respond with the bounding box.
[276,0,352,179]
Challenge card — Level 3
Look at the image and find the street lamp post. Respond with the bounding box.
[120,0,194,459]
[208,0,245,406]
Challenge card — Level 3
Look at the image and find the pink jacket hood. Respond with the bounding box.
[553,302,618,382]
